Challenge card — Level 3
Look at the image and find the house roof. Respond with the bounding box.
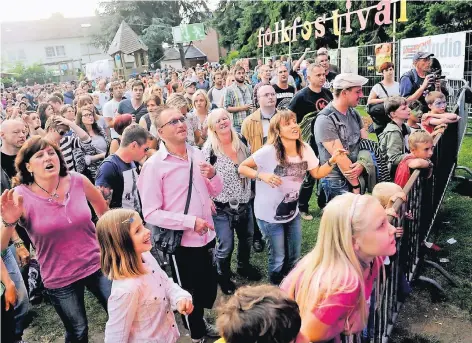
[1,15,102,44]
[161,45,206,61]
[107,21,148,56]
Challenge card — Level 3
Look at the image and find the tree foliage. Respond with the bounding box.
[93,0,211,64]
[211,0,472,58]
[5,62,55,85]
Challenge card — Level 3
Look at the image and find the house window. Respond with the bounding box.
[45,46,55,58]
[56,46,66,57]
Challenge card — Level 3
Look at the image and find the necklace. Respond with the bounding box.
[34,178,61,201]
[168,148,188,160]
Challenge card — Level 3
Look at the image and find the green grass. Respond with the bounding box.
[24,115,472,342]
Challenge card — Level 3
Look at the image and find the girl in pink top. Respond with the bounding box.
[7,136,109,342]
[97,209,194,343]
[280,193,397,343]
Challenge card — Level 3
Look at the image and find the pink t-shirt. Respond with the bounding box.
[280,256,384,333]
[15,172,101,289]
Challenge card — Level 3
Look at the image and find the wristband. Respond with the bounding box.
[2,217,20,227]
[14,241,25,249]
[255,171,261,181]
[327,159,336,167]
[351,183,361,190]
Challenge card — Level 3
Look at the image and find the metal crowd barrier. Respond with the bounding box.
[341,86,469,343]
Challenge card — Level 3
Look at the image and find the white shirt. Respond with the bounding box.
[210,87,225,108]
[104,252,191,343]
[103,99,121,138]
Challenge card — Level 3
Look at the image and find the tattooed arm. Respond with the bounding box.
[96,185,113,206]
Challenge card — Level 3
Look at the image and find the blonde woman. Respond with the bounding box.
[280,193,397,342]
[238,110,346,284]
[143,84,164,105]
[96,209,193,343]
[202,109,260,295]
[191,89,211,143]
[166,93,202,146]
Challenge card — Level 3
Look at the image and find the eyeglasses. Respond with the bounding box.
[143,147,150,152]
[160,116,186,128]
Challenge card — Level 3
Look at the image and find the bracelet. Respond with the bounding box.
[327,159,336,167]
[255,171,261,181]
[351,183,361,190]
[14,241,25,249]
[1,217,20,227]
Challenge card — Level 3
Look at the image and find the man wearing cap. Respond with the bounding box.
[184,80,197,111]
[400,51,436,112]
[314,73,369,202]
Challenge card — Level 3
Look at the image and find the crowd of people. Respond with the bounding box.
[0,46,458,343]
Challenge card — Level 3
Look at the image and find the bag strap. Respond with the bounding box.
[132,103,145,115]
[184,157,193,214]
[378,82,389,97]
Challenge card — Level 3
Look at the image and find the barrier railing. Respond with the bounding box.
[341,86,469,343]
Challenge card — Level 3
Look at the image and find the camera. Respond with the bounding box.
[426,57,446,92]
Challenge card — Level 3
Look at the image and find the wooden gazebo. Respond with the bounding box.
[107,21,149,79]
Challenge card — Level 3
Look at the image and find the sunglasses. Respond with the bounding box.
[57,130,66,136]
[160,116,186,128]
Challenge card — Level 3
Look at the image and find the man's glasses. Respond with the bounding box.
[160,116,186,128]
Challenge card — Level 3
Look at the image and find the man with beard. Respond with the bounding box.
[224,65,253,133]
[103,81,125,139]
[314,74,369,202]
[288,63,333,220]
[207,71,225,108]
[272,65,295,110]
[118,80,147,123]
[0,119,30,343]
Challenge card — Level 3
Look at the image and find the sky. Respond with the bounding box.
[0,0,100,22]
[0,0,220,23]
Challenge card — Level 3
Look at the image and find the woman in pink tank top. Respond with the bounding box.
[3,136,109,343]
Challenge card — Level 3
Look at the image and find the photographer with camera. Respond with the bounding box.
[400,51,446,113]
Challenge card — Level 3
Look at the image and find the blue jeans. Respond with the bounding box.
[46,269,111,343]
[256,214,301,285]
[320,177,349,203]
[3,245,29,340]
[213,203,254,271]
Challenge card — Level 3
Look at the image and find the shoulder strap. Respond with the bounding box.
[132,103,145,115]
[378,82,389,97]
[184,158,193,214]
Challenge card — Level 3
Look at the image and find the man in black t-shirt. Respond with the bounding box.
[288,64,333,123]
[273,65,295,110]
[95,125,150,215]
[288,63,333,220]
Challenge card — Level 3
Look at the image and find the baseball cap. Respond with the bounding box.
[183,80,197,88]
[332,73,368,90]
[413,51,434,62]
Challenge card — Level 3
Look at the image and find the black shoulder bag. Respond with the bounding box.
[148,158,193,254]
[366,83,390,127]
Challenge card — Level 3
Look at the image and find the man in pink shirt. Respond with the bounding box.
[138,105,223,343]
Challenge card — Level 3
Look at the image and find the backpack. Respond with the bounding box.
[366,82,390,127]
[307,105,363,157]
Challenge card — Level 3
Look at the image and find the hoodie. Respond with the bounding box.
[378,122,410,178]
[63,91,74,105]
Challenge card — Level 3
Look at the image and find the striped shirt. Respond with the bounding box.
[60,135,92,174]
[224,83,253,128]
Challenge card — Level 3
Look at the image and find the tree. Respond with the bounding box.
[5,62,54,85]
[212,0,472,58]
[93,0,211,66]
